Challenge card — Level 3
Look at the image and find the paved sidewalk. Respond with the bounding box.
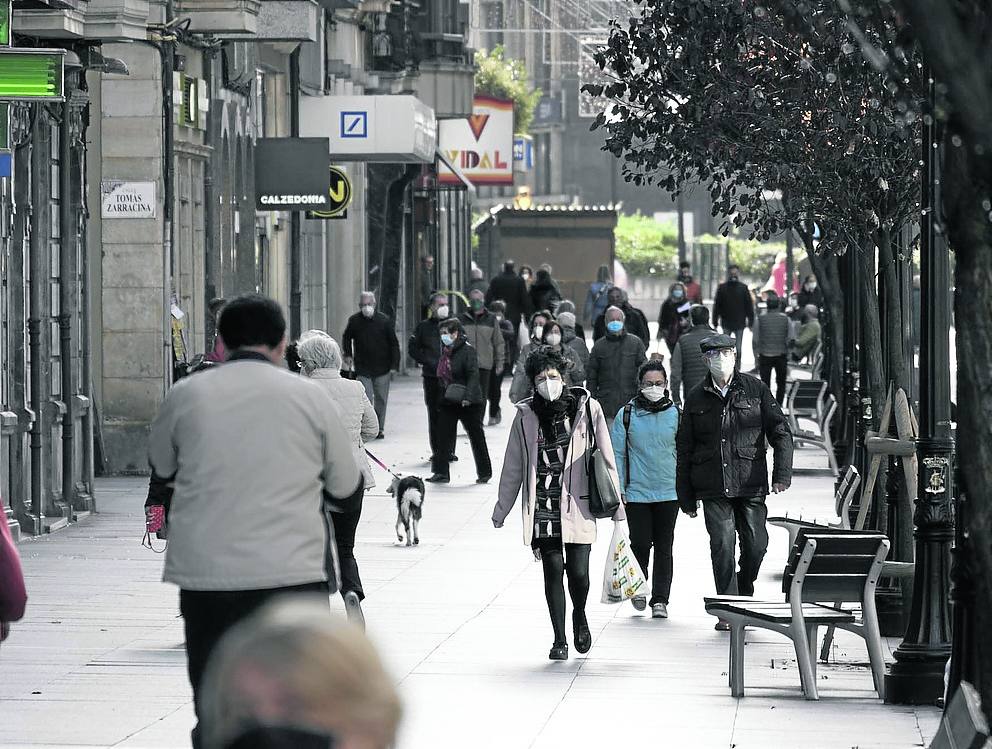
[2,375,940,748]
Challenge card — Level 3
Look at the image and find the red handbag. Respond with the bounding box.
[0,511,27,635]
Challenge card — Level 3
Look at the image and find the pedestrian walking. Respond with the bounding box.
[485,260,532,335]
[592,287,651,345]
[670,305,716,407]
[797,274,824,311]
[713,265,755,360]
[493,347,626,661]
[409,293,450,465]
[426,318,492,484]
[657,282,692,355]
[677,261,704,304]
[555,299,586,341]
[297,331,379,629]
[675,334,793,628]
[611,360,680,619]
[790,304,822,362]
[200,598,401,749]
[419,255,436,319]
[583,264,613,326]
[342,291,400,439]
[529,265,562,313]
[510,321,585,401]
[586,306,647,420]
[0,500,27,645]
[556,311,590,375]
[509,309,554,402]
[488,300,516,425]
[147,294,363,748]
[459,289,506,427]
[519,264,534,286]
[467,266,488,296]
[752,296,792,404]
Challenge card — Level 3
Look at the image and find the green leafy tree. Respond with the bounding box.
[474,46,542,133]
[614,214,679,277]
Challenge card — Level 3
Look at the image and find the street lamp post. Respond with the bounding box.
[885,76,954,705]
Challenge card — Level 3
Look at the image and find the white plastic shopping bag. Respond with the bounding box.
[601,522,648,604]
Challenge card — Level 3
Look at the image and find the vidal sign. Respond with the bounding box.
[438,96,514,186]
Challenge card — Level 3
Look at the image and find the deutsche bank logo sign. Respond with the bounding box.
[340,111,368,139]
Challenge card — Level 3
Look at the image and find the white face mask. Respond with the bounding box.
[536,378,564,402]
[546,333,562,347]
[435,305,450,320]
[807,282,817,291]
[641,385,667,402]
[532,325,544,341]
[708,355,736,382]
[360,305,374,318]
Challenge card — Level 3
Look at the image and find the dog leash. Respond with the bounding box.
[365,449,402,481]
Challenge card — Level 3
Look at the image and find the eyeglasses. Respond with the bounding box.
[703,349,735,360]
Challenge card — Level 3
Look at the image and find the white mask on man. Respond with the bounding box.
[708,355,736,383]
[435,305,450,319]
[536,378,564,402]
[361,305,374,318]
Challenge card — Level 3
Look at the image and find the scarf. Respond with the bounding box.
[635,391,675,413]
[532,390,578,437]
[437,346,453,386]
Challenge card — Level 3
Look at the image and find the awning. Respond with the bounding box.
[435,149,476,196]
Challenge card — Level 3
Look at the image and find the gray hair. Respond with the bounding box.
[199,597,402,749]
[605,305,626,321]
[359,290,376,304]
[297,331,342,374]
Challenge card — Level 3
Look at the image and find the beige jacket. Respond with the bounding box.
[493,388,625,547]
[308,369,379,487]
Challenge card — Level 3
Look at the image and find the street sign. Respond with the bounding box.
[307,166,352,220]
[101,180,156,219]
[0,50,65,100]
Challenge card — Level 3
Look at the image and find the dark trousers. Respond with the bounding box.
[729,328,746,360]
[179,582,329,748]
[537,541,591,645]
[358,374,390,432]
[422,376,445,460]
[432,402,492,479]
[487,366,505,419]
[625,501,680,605]
[758,354,788,404]
[330,499,364,600]
[702,496,768,596]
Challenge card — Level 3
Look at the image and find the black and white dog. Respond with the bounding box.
[388,475,426,546]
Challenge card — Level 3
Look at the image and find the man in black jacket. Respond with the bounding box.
[342,291,400,438]
[676,334,793,622]
[586,306,647,420]
[408,293,450,463]
[592,287,651,346]
[485,260,531,334]
[713,265,755,360]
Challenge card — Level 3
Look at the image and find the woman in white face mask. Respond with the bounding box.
[610,360,680,619]
[493,347,625,661]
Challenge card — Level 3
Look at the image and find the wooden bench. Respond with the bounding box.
[768,465,861,551]
[930,681,992,749]
[704,531,889,700]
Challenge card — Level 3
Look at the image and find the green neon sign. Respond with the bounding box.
[0,1,10,47]
[0,50,64,100]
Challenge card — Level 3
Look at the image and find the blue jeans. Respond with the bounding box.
[702,496,768,596]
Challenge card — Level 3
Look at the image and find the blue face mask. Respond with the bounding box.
[441,333,455,347]
[606,320,624,334]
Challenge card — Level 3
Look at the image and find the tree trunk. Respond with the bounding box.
[942,140,992,721]
[805,241,844,399]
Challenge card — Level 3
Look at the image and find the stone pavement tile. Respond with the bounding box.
[0,701,179,747]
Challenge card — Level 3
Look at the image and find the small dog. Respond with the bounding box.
[388,475,426,547]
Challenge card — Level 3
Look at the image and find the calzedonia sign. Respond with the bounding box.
[254,137,331,212]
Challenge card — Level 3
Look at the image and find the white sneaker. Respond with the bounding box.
[652,603,669,619]
[631,595,647,612]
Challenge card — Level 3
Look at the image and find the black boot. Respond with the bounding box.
[549,642,568,661]
[573,611,591,654]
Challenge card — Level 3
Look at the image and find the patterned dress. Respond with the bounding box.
[532,408,574,544]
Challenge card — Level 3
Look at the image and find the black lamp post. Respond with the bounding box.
[885,76,954,705]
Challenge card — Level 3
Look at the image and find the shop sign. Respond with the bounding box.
[438,95,514,186]
[254,137,331,211]
[101,180,156,219]
[513,134,533,171]
[307,166,351,220]
[0,49,65,100]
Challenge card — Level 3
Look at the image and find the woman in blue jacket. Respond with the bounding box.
[611,359,680,618]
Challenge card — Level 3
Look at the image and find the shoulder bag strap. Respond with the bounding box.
[623,403,633,489]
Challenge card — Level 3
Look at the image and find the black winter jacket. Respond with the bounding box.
[342,311,400,377]
[441,338,485,405]
[408,318,442,378]
[592,303,651,346]
[485,271,531,328]
[676,372,793,511]
[713,280,755,332]
[586,332,647,420]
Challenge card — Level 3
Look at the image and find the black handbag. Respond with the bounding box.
[443,383,467,404]
[584,400,622,519]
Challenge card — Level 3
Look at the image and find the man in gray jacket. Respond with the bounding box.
[148,294,361,748]
[751,296,793,404]
[670,305,716,407]
[586,306,647,419]
[459,289,506,413]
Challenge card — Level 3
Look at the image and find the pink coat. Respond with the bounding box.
[0,513,27,641]
[493,389,625,547]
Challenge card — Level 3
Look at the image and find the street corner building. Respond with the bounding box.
[0,0,477,539]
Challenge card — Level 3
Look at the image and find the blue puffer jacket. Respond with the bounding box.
[611,400,679,502]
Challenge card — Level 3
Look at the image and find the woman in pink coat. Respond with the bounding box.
[493,347,625,661]
[0,510,27,644]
